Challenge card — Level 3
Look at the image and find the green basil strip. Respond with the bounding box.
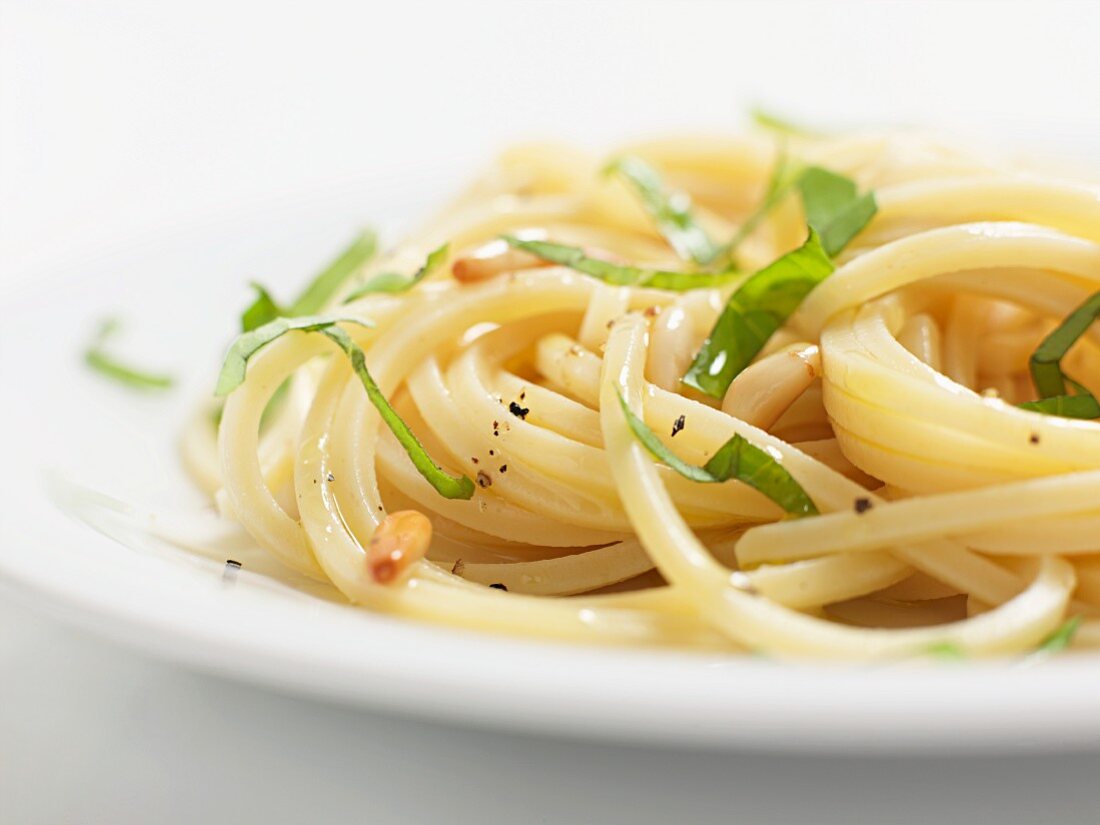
[682,167,876,398]
[233,232,382,433]
[749,106,819,137]
[343,243,449,302]
[1017,394,1100,420]
[682,229,834,398]
[797,166,878,256]
[241,229,378,331]
[1065,377,1091,396]
[1028,291,1100,398]
[617,390,817,516]
[258,379,291,432]
[501,236,740,291]
[290,229,378,315]
[726,163,873,261]
[1037,615,1083,653]
[319,326,475,500]
[216,316,473,500]
[924,642,966,660]
[240,283,284,332]
[724,146,804,260]
[215,314,373,396]
[84,319,174,391]
[605,155,720,265]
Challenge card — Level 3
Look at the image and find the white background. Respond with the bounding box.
[3,1,1100,822]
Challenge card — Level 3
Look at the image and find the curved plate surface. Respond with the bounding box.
[2,180,1098,755]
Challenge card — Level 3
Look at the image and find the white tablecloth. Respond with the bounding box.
[4,600,1100,825]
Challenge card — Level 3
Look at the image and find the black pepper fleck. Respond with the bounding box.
[326,472,335,483]
[499,464,507,473]
[477,470,492,488]
[471,457,479,464]
[509,401,530,420]
[226,559,242,569]
[489,583,508,591]
[854,497,873,514]
[1029,432,1041,445]
[671,415,686,438]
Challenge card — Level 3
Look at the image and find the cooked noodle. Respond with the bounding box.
[182,129,1100,658]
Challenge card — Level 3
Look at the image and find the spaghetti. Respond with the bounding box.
[183,127,1100,658]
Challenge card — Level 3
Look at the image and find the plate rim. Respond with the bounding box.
[3,185,1100,756]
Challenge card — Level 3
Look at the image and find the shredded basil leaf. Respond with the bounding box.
[929,617,1083,660]
[1028,291,1100,398]
[604,155,720,265]
[240,283,284,332]
[1038,615,1082,653]
[682,229,834,398]
[501,236,740,291]
[924,642,966,660]
[617,390,715,484]
[84,319,174,391]
[682,167,876,398]
[320,326,475,500]
[796,166,878,256]
[290,229,378,315]
[724,146,804,260]
[259,379,292,432]
[701,436,819,516]
[241,229,377,331]
[1016,291,1100,419]
[231,232,381,432]
[1065,377,1092,396]
[215,314,372,396]
[216,315,472,500]
[616,390,817,516]
[725,162,872,261]
[1018,394,1100,419]
[343,243,449,302]
[749,106,819,137]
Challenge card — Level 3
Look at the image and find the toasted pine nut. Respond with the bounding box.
[368,510,432,584]
[646,305,695,392]
[645,292,718,392]
[722,343,820,429]
[452,240,551,283]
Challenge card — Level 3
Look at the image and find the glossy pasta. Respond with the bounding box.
[183,128,1100,658]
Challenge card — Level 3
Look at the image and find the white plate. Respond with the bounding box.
[3,178,1100,756]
